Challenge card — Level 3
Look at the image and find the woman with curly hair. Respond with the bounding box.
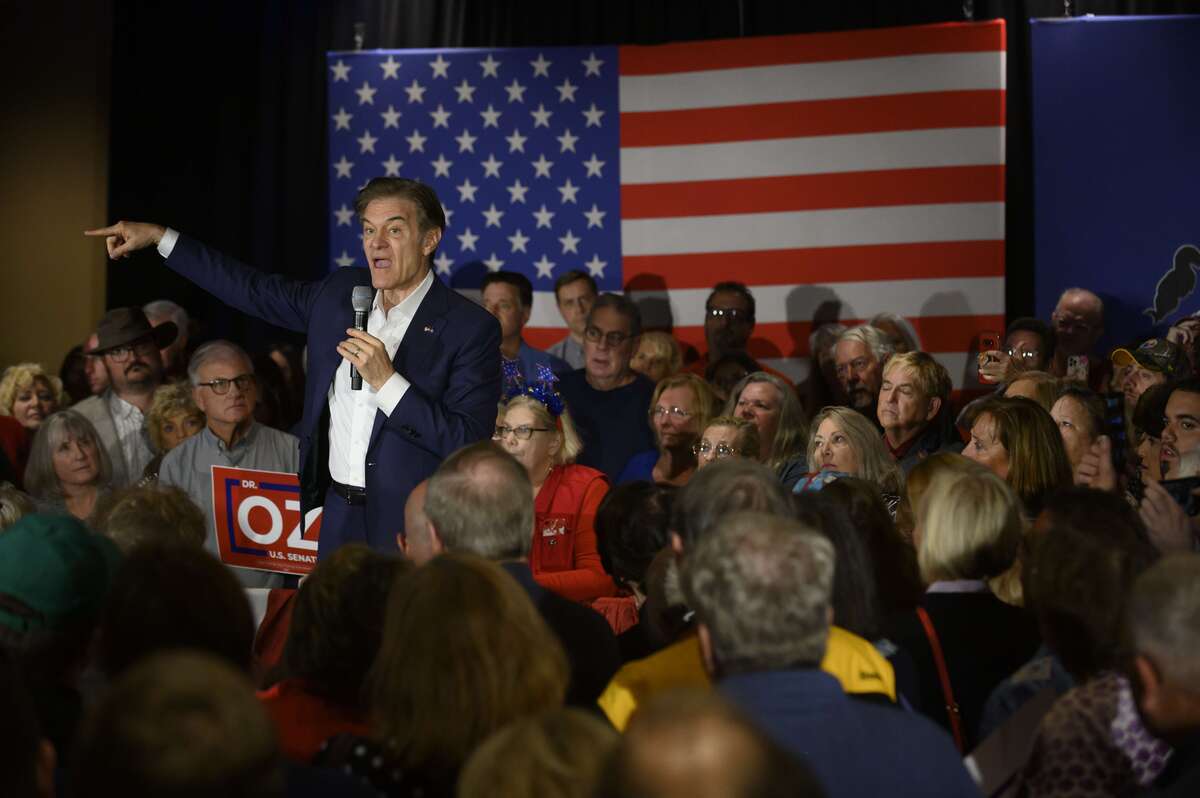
[0,363,67,432]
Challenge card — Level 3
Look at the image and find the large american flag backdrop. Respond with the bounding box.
[326,21,1005,387]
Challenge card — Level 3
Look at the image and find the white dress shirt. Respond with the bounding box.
[108,391,153,479]
[158,228,431,488]
[326,270,431,486]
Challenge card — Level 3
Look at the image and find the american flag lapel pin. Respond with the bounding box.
[423,325,435,334]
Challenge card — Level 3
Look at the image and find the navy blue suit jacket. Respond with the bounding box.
[166,235,501,552]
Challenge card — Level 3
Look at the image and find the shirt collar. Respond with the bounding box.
[372,269,434,321]
[107,391,142,420]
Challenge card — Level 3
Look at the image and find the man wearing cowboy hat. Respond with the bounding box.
[75,307,176,487]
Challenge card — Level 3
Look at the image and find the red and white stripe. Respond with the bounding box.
[523,21,1006,388]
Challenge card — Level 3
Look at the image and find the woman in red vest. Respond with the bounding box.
[495,370,616,603]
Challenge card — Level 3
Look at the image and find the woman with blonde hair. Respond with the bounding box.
[25,409,114,522]
[141,381,205,482]
[963,396,1073,517]
[630,331,682,386]
[806,406,904,512]
[618,373,714,487]
[320,553,569,796]
[883,468,1040,752]
[0,363,67,432]
[694,415,760,468]
[896,452,982,542]
[496,369,615,602]
[725,372,810,488]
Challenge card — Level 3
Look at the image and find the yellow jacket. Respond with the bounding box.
[598,626,895,731]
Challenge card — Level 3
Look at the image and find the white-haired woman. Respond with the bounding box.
[495,389,616,603]
[806,406,904,514]
[25,409,113,522]
[724,372,810,489]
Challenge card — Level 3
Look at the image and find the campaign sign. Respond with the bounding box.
[211,466,321,576]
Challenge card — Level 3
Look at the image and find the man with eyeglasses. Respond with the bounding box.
[160,341,298,587]
[684,282,794,387]
[75,307,176,486]
[557,293,656,480]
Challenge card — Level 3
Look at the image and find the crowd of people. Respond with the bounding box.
[3,177,1200,797]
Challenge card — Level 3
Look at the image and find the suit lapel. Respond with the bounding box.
[367,275,452,449]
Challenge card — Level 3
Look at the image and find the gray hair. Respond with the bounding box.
[682,511,835,675]
[672,458,791,550]
[0,482,35,532]
[586,293,642,338]
[836,324,895,365]
[1127,554,1200,686]
[142,299,189,331]
[25,410,114,501]
[187,341,253,386]
[424,442,533,560]
[722,372,809,471]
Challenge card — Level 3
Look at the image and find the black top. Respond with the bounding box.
[882,590,1041,750]
[557,370,656,481]
[501,561,622,709]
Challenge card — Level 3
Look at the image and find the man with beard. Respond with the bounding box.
[834,324,894,425]
[684,282,793,387]
[75,308,175,486]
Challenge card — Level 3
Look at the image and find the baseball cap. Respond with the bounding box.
[1111,338,1186,378]
[0,513,121,633]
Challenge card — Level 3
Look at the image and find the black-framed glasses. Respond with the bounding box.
[651,405,692,420]
[693,441,740,458]
[706,307,750,322]
[104,337,158,363]
[494,424,552,441]
[584,326,632,348]
[197,374,256,395]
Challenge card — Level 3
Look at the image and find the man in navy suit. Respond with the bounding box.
[86,178,501,557]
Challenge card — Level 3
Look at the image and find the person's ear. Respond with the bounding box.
[697,623,717,678]
[925,396,943,422]
[546,428,562,458]
[1133,653,1163,718]
[426,520,445,555]
[670,532,684,557]
[520,304,531,326]
[35,739,55,798]
[422,227,443,257]
[395,532,408,556]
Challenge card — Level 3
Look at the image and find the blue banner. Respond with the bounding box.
[1031,15,1200,349]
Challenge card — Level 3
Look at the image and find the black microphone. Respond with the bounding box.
[350,286,373,390]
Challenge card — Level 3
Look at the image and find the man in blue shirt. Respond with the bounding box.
[681,510,979,798]
[556,294,655,480]
[481,271,569,384]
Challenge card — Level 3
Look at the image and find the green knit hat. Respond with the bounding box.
[0,513,120,633]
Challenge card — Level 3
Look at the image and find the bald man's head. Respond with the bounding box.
[1053,288,1105,356]
[595,691,822,798]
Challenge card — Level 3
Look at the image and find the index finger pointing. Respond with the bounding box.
[84,224,122,237]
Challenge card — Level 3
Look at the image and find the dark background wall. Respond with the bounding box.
[5,0,1197,367]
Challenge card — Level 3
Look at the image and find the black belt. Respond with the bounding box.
[330,481,367,505]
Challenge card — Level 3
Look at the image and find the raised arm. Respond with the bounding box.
[86,221,320,333]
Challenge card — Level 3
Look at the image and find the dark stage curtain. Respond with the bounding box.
[104,0,1200,347]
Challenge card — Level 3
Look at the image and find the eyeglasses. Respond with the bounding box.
[651,405,692,420]
[104,338,158,363]
[494,424,552,441]
[197,374,256,395]
[693,441,740,458]
[1005,348,1041,361]
[584,326,632,348]
[706,307,750,322]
